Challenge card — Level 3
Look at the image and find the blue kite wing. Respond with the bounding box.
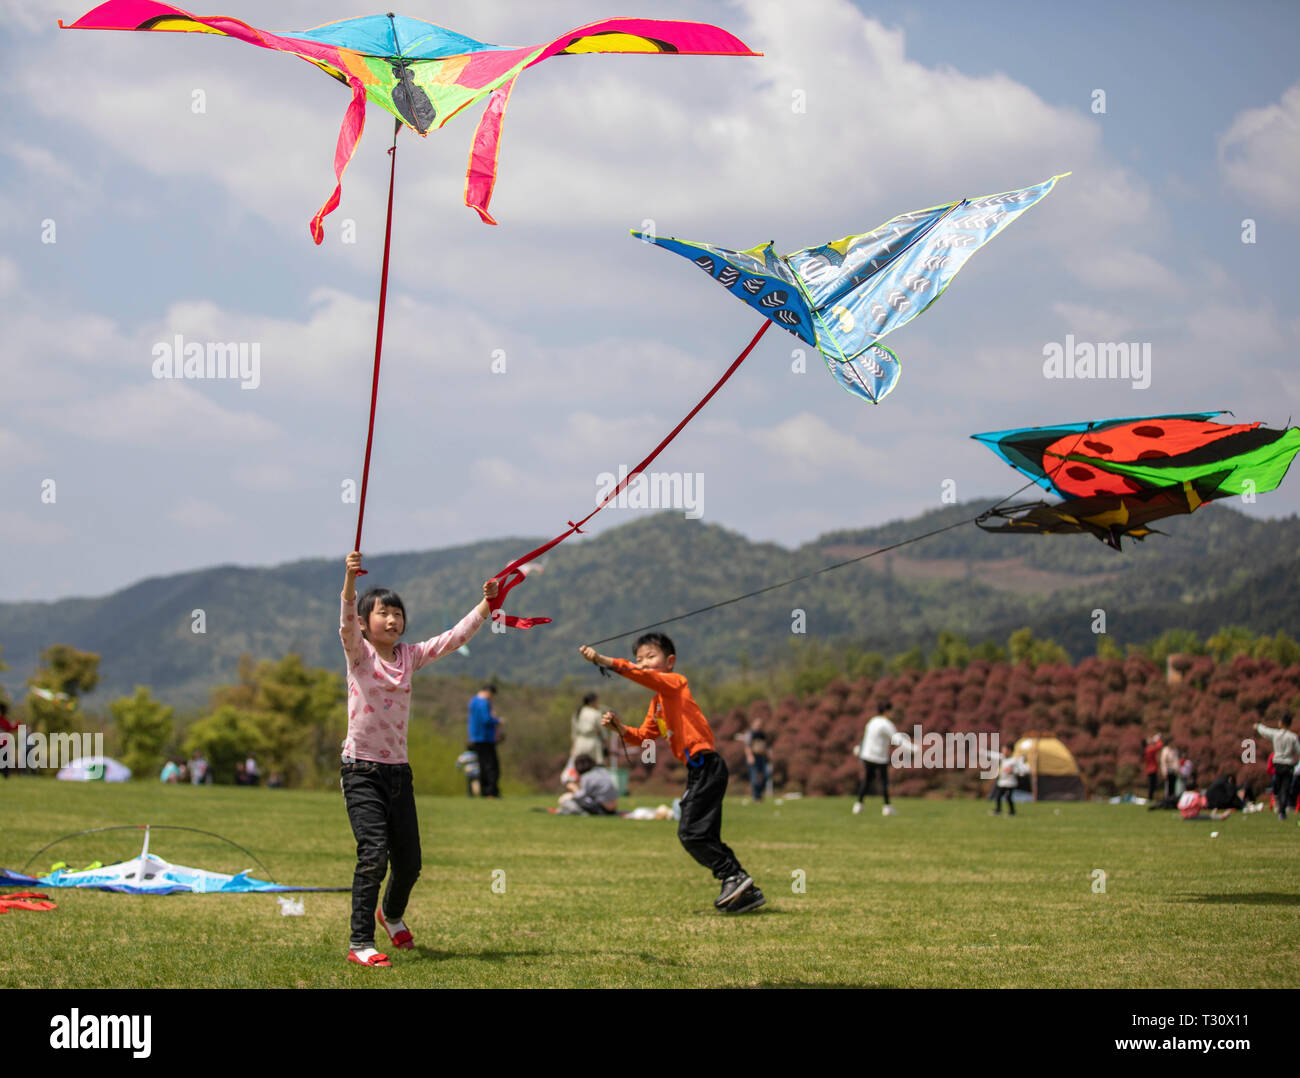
[630,231,818,348]
[826,342,901,404]
[791,174,1069,365]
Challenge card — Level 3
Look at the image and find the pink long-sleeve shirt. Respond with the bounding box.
[340,593,486,764]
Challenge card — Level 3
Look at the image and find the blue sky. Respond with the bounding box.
[1,0,1297,602]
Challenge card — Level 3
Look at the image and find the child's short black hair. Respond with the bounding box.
[573,754,595,774]
[358,588,406,636]
[634,632,676,658]
[482,683,498,694]
[582,692,598,707]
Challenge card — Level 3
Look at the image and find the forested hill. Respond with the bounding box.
[1,501,1297,708]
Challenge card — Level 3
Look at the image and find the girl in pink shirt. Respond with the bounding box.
[340,550,497,966]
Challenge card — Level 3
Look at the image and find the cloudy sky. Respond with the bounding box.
[2,0,1297,602]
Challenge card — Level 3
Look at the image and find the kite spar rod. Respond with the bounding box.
[20,824,274,877]
[352,118,403,576]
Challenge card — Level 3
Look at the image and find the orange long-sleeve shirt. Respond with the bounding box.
[608,657,715,765]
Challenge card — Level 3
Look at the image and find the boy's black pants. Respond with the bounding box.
[677,751,744,880]
[341,759,421,947]
[472,741,500,798]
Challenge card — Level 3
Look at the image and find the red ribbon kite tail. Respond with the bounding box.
[310,74,368,244]
[464,76,517,226]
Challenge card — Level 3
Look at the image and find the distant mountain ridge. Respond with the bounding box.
[1,501,1297,709]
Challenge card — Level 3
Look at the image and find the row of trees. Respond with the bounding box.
[703,649,1299,798]
[3,625,1298,796]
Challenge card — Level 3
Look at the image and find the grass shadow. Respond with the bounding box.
[1176,892,1300,906]
[410,946,549,963]
[757,981,897,988]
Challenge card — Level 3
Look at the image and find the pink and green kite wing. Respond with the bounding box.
[60,2,759,239]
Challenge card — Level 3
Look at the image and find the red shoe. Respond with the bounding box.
[377,909,414,950]
[347,949,392,967]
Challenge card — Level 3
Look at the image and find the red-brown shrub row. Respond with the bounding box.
[713,656,1300,799]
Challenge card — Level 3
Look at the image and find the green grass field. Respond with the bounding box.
[2,782,1298,988]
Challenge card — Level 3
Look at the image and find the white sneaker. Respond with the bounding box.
[851,802,862,815]
[882,805,896,816]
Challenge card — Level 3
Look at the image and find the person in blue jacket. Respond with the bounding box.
[468,684,502,798]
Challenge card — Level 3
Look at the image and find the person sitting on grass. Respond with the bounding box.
[340,550,498,967]
[555,754,619,815]
[579,634,765,914]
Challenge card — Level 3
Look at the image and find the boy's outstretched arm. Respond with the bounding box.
[578,646,683,693]
[578,645,612,669]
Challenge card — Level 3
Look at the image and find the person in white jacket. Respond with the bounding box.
[852,710,914,816]
[987,743,1029,816]
[1254,714,1298,821]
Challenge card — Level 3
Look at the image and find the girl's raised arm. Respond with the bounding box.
[343,551,362,600]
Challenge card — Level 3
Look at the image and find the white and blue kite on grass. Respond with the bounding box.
[0,825,346,895]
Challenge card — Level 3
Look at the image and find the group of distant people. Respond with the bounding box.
[160,751,211,785]
[159,751,279,787]
[1143,713,1296,821]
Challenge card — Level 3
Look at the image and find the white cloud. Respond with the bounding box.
[231,462,299,491]
[169,497,232,530]
[1069,248,1182,297]
[0,427,43,471]
[0,509,74,545]
[1049,302,1137,341]
[33,380,281,448]
[744,411,884,479]
[2,141,92,197]
[1185,302,1292,355]
[1218,82,1300,220]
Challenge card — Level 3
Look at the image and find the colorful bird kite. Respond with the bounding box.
[61,2,758,610]
[973,413,1300,548]
[60,2,759,238]
[633,174,1067,404]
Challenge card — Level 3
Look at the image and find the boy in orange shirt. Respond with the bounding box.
[579,633,764,913]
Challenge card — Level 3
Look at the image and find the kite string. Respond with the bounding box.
[352,120,402,575]
[981,423,1099,518]
[587,514,974,647]
[585,477,1063,648]
[488,319,774,622]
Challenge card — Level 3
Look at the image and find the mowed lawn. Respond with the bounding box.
[2,781,1297,988]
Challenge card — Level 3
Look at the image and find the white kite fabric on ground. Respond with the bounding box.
[0,826,347,895]
[56,756,131,782]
